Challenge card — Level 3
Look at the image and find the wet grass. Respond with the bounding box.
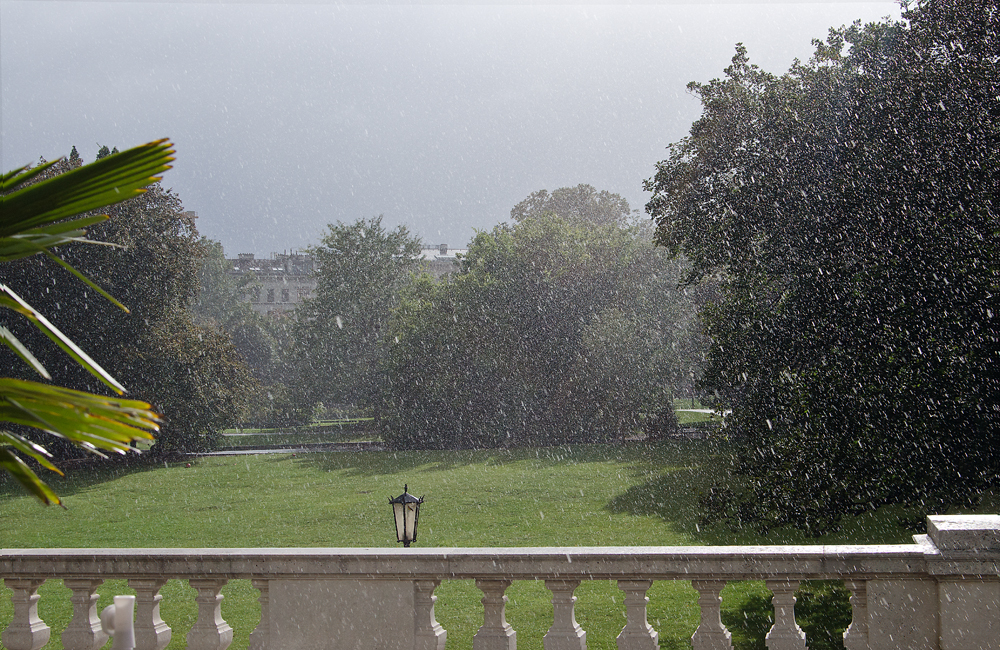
[674,410,723,426]
[1,441,990,648]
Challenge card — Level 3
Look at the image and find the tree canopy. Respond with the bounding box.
[645,0,1000,534]
[511,184,633,227]
[379,212,698,449]
[288,217,422,419]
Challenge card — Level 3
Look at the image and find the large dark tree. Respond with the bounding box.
[646,0,1000,534]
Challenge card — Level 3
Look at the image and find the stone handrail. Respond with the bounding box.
[2,515,998,650]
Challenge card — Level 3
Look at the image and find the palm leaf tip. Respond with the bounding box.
[0,447,63,506]
[0,138,177,238]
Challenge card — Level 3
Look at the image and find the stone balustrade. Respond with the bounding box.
[2,515,998,650]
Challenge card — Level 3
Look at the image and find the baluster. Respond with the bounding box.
[2,578,50,650]
[691,580,733,650]
[544,579,586,650]
[843,580,869,650]
[62,578,107,650]
[473,578,516,650]
[248,579,269,650]
[616,579,658,650]
[764,580,806,650]
[414,579,447,650]
[186,578,234,650]
[129,578,171,650]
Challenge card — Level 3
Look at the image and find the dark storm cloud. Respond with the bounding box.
[1,1,899,254]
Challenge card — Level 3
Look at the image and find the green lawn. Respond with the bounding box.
[672,400,725,427]
[0,442,963,649]
[674,411,723,426]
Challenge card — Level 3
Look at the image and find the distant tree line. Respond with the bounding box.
[0,164,701,461]
[236,189,704,449]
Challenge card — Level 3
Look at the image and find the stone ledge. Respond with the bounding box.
[0,545,932,582]
[928,515,1000,552]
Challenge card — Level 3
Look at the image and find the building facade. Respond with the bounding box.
[227,245,465,316]
[228,251,316,316]
[417,244,466,280]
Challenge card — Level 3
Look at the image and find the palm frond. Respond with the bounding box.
[0,447,62,506]
[0,159,60,192]
[0,379,160,434]
[0,430,61,473]
[0,325,50,379]
[0,284,126,393]
[0,139,175,237]
[1,139,172,505]
[0,215,111,263]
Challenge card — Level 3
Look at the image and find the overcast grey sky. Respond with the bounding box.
[2,1,900,256]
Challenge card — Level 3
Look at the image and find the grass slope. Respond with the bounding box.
[0,442,970,649]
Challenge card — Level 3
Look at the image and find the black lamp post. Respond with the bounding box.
[389,485,423,547]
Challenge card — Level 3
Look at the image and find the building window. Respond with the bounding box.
[267,288,275,303]
[282,289,290,302]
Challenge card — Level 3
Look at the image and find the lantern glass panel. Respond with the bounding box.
[393,501,406,542]
[405,502,418,541]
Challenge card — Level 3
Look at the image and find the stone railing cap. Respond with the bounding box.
[927,515,1000,551]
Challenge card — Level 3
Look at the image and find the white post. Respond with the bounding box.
[843,580,869,650]
[248,578,269,650]
[926,514,1000,650]
[62,578,107,650]
[473,578,516,650]
[186,579,234,650]
[129,578,171,650]
[2,578,50,650]
[543,579,586,650]
[691,580,733,650]
[764,580,806,650]
[414,579,447,650]
[616,579,658,650]
[101,595,136,650]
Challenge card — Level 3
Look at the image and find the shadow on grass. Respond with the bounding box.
[605,440,744,544]
[603,441,942,547]
[723,591,773,650]
[288,440,703,479]
[719,581,851,650]
[0,438,707,504]
[0,454,181,502]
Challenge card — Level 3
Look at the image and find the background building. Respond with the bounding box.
[226,245,464,316]
[228,251,316,315]
[417,244,466,280]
